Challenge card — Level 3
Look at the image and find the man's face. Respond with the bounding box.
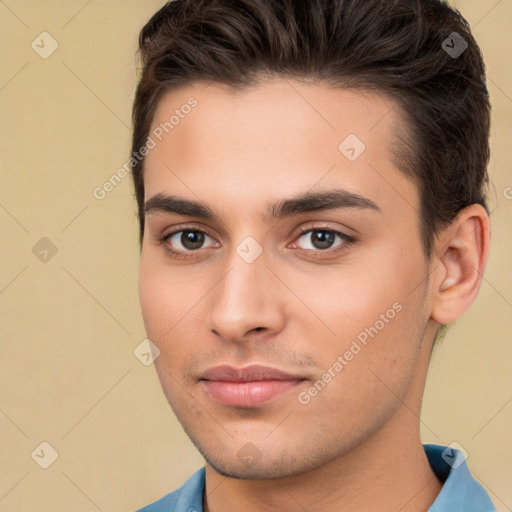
[139,79,434,479]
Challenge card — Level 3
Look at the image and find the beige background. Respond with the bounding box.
[0,1,510,511]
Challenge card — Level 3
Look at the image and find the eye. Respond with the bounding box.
[294,228,352,252]
[163,229,217,252]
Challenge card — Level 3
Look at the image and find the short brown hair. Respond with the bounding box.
[131,0,490,256]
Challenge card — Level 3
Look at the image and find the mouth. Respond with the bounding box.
[199,364,308,408]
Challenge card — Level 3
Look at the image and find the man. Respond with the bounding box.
[131,0,495,510]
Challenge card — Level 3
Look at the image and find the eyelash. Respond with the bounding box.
[157,225,356,260]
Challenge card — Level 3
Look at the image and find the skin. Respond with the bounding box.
[138,78,490,512]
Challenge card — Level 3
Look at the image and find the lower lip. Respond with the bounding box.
[202,379,305,407]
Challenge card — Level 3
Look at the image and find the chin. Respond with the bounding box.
[199,441,326,481]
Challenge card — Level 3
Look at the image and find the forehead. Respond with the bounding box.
[148,79,400,159]
[143,78,418,220]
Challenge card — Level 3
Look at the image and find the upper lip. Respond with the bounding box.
[199,364,306,382]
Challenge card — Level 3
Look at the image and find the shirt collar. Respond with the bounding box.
[424,443,495,511]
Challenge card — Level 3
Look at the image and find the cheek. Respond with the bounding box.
[287,256,417,336]
[138,256,209,362]
[288,245,427,374]
[138,256,186,345]
[138,260,196,396]
[138,261,165,338]
[291,284,426,435]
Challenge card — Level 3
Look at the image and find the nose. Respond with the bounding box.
[207,248,285,343]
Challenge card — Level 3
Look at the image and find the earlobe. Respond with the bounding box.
[431,204,490,325]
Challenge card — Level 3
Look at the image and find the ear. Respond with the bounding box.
[430,204,490,325]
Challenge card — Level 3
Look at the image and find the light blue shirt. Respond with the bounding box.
[137,444,496,511]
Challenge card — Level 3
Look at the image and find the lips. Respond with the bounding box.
[199,364,307,407]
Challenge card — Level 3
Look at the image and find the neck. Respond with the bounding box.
[204,408,442,512]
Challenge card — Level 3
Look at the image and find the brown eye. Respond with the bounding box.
[165,230,216,252]
[296,229,347,251]
[181,231,205,250]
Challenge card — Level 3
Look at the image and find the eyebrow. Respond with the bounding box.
[143,189,381,222]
